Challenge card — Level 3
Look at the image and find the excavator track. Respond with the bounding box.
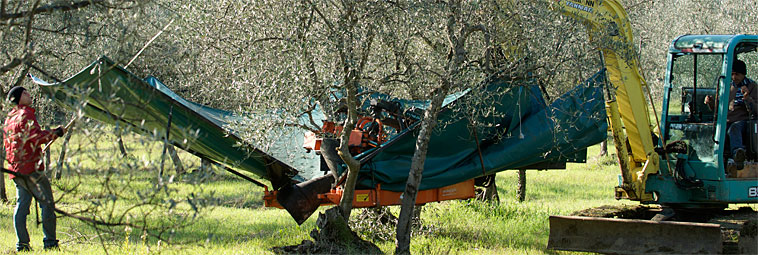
[547,206,758,254]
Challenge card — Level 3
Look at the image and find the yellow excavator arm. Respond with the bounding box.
[546,0,658,201]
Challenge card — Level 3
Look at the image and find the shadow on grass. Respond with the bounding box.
[172,219,297,245]
[38,165,291,246]
[57,205,308,246]
[418,201,564,254]
[431,224,558,253]
[212,194,264,209]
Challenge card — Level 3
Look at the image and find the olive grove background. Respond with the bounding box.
[0,0,756,251]
[5,0,757,122]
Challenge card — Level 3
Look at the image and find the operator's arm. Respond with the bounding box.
[745,82,757,115]
[743,83,756,103]
[704,95,716,110]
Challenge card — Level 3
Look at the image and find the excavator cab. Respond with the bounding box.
[651,35,758,205]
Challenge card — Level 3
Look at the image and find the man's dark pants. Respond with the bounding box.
[728,120,747,155]
[13,172,58,250]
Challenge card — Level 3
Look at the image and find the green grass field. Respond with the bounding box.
[0,130,634,254]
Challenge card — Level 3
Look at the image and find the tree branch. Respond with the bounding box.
[12,64,29,88]
[0,54,30,75]
[305,0,334,32]
[357,26,375,79]
[304,102,322,131]
[252,36,295,44]
[24,0,40,47]
[0,0,103,21]
[284,122,321,134]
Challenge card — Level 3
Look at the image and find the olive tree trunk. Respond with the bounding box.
[599,140,608,157]
[394,2,493,252]
[116,134,128,157]
[478,174,500,202]
[55,131,72,180]
[334,1,376,220]
[336,86,362,219]
[517,169,526,202]
[166,146,185,175]
[394,89,448,254]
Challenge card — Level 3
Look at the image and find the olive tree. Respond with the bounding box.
[0,1,216,250]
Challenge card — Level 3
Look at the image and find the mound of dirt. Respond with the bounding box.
[571,204,659,219]
[742,218,757,237]
[272,207,383,255]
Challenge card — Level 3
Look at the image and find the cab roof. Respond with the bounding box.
[670,34,758,54]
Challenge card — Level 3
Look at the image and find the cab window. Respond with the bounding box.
[665,53,723,161]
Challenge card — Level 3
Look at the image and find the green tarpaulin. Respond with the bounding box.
[354,71,608,191]
[35,57,312,189]
[34,56,608,193]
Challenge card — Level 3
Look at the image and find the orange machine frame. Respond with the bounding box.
[264,179,475,209]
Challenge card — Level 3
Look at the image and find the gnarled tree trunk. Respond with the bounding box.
[116,134,128,157]
[395,1,487,253]
[517,169,526,202]
[167,146,185,175]
[599,140,608,157]
[55,131,72,180]
[394,87,448,254]
[477,174,500,202]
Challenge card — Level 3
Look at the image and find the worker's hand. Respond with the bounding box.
[704,95,714,105]
[741,86,750,97]
[53,126,64,137]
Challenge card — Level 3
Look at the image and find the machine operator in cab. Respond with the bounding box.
[705,59,757,170]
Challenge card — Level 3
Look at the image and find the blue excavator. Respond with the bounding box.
[543,1,758,254]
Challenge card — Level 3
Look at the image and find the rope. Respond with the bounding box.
[220,166,268,188]
[124,19,174,69]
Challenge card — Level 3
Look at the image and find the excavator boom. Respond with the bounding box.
[549,0,658,201]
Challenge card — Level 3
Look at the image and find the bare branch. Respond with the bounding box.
[253,36,296,44]
[357,26,375,78]
[304,0,334,32]
[300,101,323,132]
[284,122,320,134]
[12,63,29,87]
[0,54,30,75]
[24,0,40,47]
[0,0,104,21]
